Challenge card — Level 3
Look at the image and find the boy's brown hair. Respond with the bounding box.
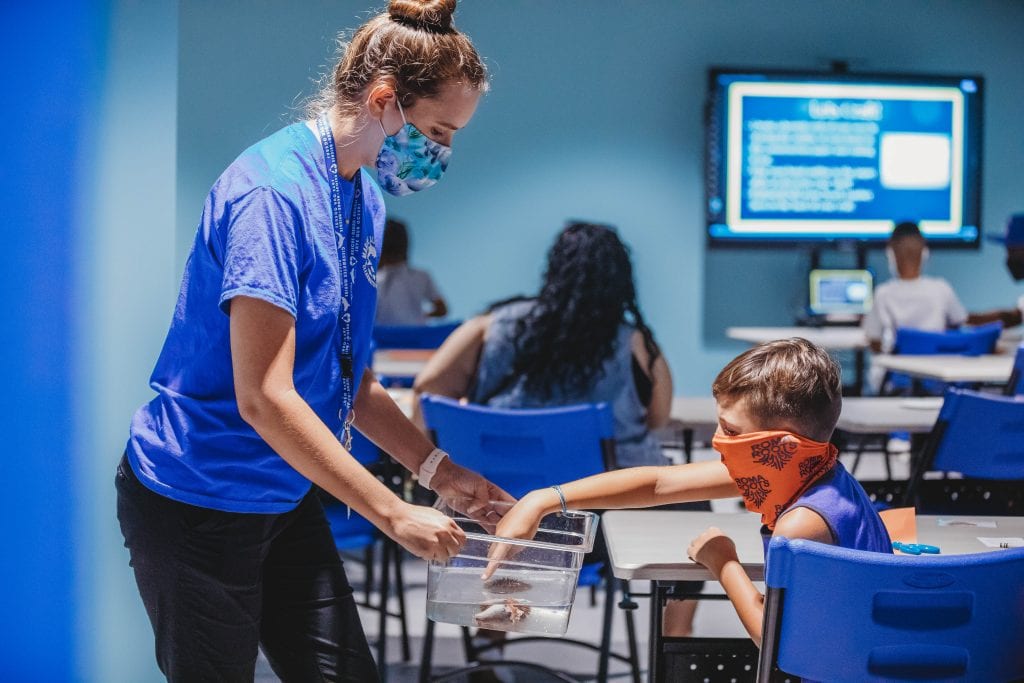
[712,338,842,442]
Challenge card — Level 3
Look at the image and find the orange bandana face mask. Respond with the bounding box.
[712,430,838,531]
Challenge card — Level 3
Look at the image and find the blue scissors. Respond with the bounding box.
[893,541,941,555]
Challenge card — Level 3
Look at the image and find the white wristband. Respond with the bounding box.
[418,448,449,490]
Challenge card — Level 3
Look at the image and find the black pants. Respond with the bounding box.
[115,455,379,682]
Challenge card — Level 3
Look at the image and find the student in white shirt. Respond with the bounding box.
[375,218,448,325]
[968,213,1024,328]
[862,221,967,353]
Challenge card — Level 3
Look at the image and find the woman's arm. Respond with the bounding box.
[410,314,490,429]
[631,330,673,429]
[352,371,513,514]
[229,295,463,560]
[426,296,448,319]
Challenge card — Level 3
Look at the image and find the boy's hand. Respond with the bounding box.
[481,489,552,579]
[687,526,739,578]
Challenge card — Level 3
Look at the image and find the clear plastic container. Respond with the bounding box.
[426,501,599,636]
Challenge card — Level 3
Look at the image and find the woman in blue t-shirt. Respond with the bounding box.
[115,2,510,680]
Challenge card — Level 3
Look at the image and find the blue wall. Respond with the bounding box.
[177,0,1024,396]
[0,2,107,680]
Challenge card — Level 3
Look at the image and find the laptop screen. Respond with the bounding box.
[809,269,873,315]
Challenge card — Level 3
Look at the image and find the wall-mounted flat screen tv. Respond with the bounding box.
[705,68,983,247]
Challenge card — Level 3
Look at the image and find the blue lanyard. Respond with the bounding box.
[316,113,363,450]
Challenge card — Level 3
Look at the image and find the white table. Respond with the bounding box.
[372,349,433,382]
[665,395,941,447]
[870,354,1013,384]
[603,510,1022,582]
[603,509,1024,682]
[835,396,941,435]
[726,326,867,350]
[727,326,869,394]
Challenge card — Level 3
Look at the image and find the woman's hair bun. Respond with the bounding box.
[388,0,457,33]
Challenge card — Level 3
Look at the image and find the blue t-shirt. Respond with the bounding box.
[126,122,385,513]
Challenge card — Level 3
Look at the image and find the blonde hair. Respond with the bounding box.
[308,0,487,117]
[712,338,842,441]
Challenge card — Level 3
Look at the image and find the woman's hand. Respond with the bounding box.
[430,458,515,529]
[387,501,466,562]
[687,526,739,578]
[481,489,552,579]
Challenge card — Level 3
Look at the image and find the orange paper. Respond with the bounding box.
[880,507,917,547]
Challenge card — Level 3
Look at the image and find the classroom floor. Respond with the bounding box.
[255,445,907,682]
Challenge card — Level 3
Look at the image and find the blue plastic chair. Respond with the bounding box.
[1003,342,1024,396]
[419,394,615,498]
[372,321,461,387]
[417,394,639,683]
[903,388,1024,514]
[885,322,1003,395]
[373,321,461,350]
[758,537,1024,682]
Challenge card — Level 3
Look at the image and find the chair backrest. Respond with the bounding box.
[758,537,1024,683]
[373,322,461,350]
[419,394,615,500]
[1004,342,1024,396]
[894,322,1002,357]
[902,388,1024,513]
[926,388,1024,480]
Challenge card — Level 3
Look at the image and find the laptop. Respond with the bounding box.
[808,269,873,323]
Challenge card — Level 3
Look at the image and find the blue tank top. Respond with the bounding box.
[469,300,665,468]
[761,462,893,558]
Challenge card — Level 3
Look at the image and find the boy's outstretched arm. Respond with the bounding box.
[688,507,834,647]
[483,461,739,577]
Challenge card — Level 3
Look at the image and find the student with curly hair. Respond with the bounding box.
[414,221,672,468]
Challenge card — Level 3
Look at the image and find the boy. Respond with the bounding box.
[488,338,891,646]
[862,221,967,354]
[375,218,448,325]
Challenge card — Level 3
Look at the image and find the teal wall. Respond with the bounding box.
[177,0,1024,396]
[81,1,180,681]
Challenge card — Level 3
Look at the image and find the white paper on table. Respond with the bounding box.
[977,537,1024,548]
[937,518,997,528]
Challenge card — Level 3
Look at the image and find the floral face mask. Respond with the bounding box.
[375,101,451,197]
[712,430,838,530]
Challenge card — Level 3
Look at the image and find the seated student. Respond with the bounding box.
[968,213,1024,328]
[375,218,448,325]
[862,221,967,354]
[414,221,672,468]
[489,338,892,646]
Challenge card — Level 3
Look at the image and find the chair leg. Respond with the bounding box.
[376,539,391,679]
[597,575,615,682]
[850,436,865,477]
[393,543,411,661]
[460,626,478,663]
[621,580,641,683]
[363,543,375,603]
[419,617,436,683]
